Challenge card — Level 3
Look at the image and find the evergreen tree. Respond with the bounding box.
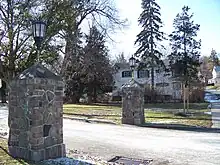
[168,6,201,112]
[134,0,165,91]
[64,28,85,103]
[209,49,219,66]
[83,26,113,103]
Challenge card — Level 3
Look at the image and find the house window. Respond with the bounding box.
[122,71,132,78]
[173,82,181,90]
[156,83,169,87]
[137,70,149,78]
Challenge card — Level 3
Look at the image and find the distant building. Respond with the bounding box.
[112,60,182,102]
[211,66,220,85]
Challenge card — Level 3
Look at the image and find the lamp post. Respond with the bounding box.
[129,55,136,80]
[32,20,46,63]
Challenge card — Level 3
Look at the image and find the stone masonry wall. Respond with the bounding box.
[8,78,65,161]
[121,80,145,125]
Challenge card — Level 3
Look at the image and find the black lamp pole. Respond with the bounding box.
[32,20,46,63]
[129,55,136,80]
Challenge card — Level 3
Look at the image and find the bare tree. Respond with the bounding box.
[0,0,39,86]
[42,0,127,76]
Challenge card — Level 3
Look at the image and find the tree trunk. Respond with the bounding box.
[183,83,186,114]
[1,81,7,103]
[61,39,72,76]
[151,67,155,102]
[186,87,189,113]
[87,84,93,104]
[93,86,97,103]
[70,96,80,104]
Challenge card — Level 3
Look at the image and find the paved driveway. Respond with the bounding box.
[64,119,220,165]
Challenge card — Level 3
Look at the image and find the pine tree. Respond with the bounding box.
[64,28,85,103]
[168,6,201,112]
[134,0,165,91]
[209,49,219,66]
[83,26,113,103]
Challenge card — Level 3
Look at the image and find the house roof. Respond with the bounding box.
[214,66,220,72]
[114,62,130,70]
[114,59,170,70]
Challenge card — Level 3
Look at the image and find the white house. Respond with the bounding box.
[112,61,182,101]
[211,66,220,85]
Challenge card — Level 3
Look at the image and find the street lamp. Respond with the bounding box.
[32,20,46,63]
[129,55,136,80]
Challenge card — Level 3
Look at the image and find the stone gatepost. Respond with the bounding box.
[8,64,66,162]
[121,80,145,125]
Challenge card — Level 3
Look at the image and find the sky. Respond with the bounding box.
[108,0,220,59]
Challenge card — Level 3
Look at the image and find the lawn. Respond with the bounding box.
[0,138,33,165]
[63,103,212,127]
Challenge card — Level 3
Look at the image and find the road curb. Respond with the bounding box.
[141,124,220,133]
[63,116,117,125]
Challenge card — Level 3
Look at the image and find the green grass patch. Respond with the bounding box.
[206,86,217,89]
[0,138,35,165]
[144,103,209,110]
[145,110,211,127]
[63,104,122,124]
[63,104,211,127]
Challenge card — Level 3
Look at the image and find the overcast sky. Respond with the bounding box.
[107,0,220,59]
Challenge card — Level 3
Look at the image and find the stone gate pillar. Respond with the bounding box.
[8,64,66,161]
[121,80,145,125]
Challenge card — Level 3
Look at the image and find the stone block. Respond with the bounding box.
[27,79,34,84]
[45,144,66,160]
[31,119,43,126]
[44,136,57,148]
[9,146,30,160]
[34,78,42,85]
[54,101,63,108]
[8,140,19,147]
[10,121,19,129]
[49,126,58,137]
[31,113,43,121]
[31,131,43,138]
[10,129,20,136]
[55,95,63,101]
[31,143,44,150]
[30,149,45,162]
[57,81,64,87]
[30,137,44,146]
[32,107,44,114]
[31,126,43,133]
[18,132,29,147]
[122,118,134,125]
[9,100,17,106]
[29,99,40,108]
[18,79,27,85]
[47,79,55,85]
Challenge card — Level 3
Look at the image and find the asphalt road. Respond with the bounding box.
[64,119,220,165]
